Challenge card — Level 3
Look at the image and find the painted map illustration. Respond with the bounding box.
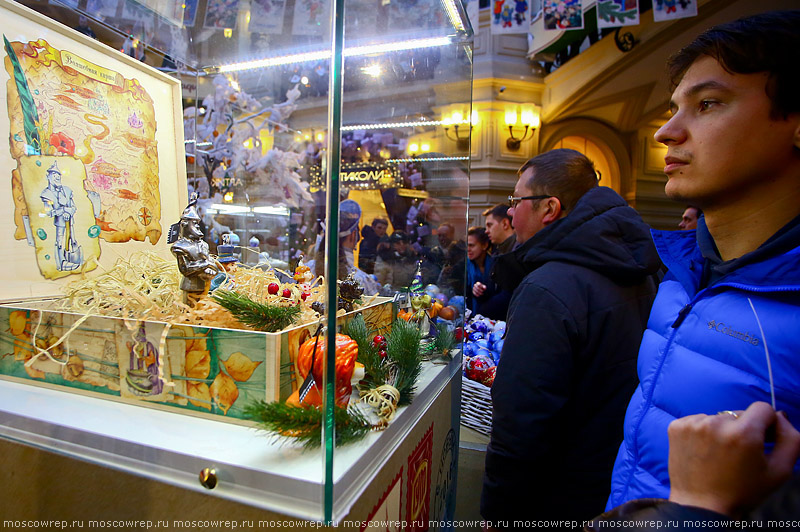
[4,36,162,280]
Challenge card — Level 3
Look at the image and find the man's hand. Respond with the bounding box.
[668,401,800,517]
[473,282,487,297]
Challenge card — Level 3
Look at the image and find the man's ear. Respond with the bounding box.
[541,197,563,225]
[501,218,511,230]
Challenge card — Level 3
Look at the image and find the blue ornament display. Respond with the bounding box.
[469,332,484,342]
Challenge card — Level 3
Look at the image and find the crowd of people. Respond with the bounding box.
[474,10,800,530]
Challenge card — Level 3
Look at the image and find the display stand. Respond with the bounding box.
[0,0,473,526]
[0,358,461,527]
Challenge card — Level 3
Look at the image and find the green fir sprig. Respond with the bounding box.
[342,315,423,404]
[387,318,423,405]
[211,290,301,332]
[342,313,384,386]
[244,400,372,449]
[433,322,456,357]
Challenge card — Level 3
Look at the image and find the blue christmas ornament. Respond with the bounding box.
[476,347,493,360]
[493,339,505,354]
[463,342,475,357]
[491,351,501,365]
[473,321,489,334]
[449,295,465,315]
[469,332,484,342]
[489,331,504,345]
[475,339,491,351]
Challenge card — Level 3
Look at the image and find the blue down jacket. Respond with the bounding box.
[607,225,800,509]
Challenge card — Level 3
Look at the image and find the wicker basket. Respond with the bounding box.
[460,376,493,436]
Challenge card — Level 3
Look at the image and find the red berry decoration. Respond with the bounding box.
[282,288,292,298]
[379,349,388,359]
[268,283,279,295]
[372,335,386,347]
[301,292,309,300]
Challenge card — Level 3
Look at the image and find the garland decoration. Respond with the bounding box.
[244,401,372,449]
[360,384,401,426]
[211,290,301,332]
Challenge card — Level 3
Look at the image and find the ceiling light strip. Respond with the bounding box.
[387,156,469,163]
[341,119,470,130]
[217,37,452,74]
[441,0,466,32]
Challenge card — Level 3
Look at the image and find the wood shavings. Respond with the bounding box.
[56,251,367,333]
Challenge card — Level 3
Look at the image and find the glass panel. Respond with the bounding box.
[333,0,472,520]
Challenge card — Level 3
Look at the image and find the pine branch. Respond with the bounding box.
[211,290,300,332]
[386,318,422,405]
[244,400,372,449]
[342,314,387,388]
[433,322,456,357]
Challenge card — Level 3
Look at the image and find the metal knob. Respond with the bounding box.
[199,467,217,489]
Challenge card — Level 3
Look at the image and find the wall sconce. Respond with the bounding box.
[443,110,476,151]
[505,106,539,151]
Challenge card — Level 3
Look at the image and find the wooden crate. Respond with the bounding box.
[0,297,393,423]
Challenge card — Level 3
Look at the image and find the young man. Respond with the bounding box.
[677,205,701,230]
[483,204,516,255]
[481,149,660,525]
[358,217,388,274]
[607,10,800,510]
[471,204,515,319]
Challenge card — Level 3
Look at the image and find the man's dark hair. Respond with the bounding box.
[371,217,389,227]
[467,226,490,246]
[667,10,800,119]
[482,203,512,222]
[518,149,598,212]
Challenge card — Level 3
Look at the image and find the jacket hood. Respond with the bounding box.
[494,187,660,291]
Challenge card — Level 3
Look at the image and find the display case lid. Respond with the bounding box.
[0,0,187,302]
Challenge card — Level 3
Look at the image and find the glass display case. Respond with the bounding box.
[0,0,472,524]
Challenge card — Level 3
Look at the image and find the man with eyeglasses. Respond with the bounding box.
[481,148,660,528]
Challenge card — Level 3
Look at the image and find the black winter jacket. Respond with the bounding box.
[481,186,661,526]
